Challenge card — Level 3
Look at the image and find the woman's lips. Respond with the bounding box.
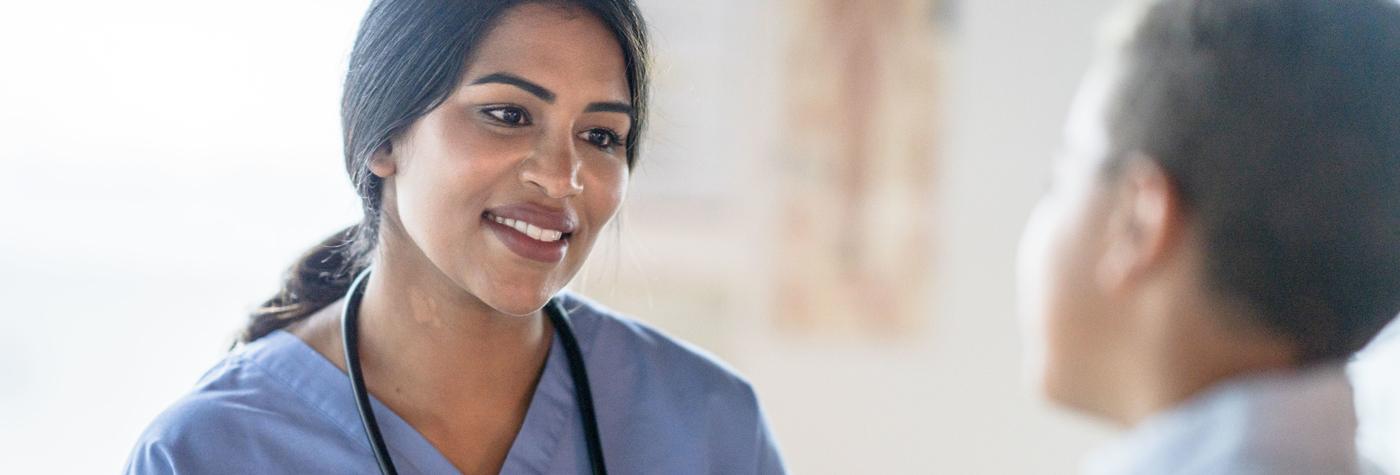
[490,214,565,241]
[482,210,573,263]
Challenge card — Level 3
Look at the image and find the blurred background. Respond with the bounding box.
[1,0,1396,473]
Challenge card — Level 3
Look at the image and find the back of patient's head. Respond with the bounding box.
[1107,0,1400,363]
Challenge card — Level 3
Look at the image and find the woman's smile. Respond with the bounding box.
[482,202,579,263]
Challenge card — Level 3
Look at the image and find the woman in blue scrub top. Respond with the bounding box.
[124,1,785,473]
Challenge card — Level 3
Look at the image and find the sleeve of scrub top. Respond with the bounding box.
[755,402,787,475]
[124,440,177,475]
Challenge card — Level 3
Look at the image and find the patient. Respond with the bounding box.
[1015,0,1400,472]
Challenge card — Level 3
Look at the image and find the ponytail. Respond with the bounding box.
[240,225,370,342]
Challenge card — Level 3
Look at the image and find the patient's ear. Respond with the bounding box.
[369,140,398,178]
[1096,155,1183,293]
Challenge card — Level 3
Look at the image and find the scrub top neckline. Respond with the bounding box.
[250,328,577,474]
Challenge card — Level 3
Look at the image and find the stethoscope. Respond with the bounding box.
[340,269,608,475]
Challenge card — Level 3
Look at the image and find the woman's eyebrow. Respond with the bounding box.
[470,72,631,116]
[585,101,633,116]
[470,72,556,103]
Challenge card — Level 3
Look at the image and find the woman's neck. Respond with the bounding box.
[290,257,553,474]
[355,255,553,409]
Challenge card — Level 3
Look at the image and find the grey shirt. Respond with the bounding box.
[1084,365,1366,475]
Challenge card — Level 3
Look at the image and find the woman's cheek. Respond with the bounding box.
[585,159,629,223]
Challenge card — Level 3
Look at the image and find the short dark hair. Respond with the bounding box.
[1107,0,1400,362]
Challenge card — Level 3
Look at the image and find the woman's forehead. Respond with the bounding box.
[463,4,629,102]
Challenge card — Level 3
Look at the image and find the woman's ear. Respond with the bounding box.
[1096,155,1183,293]
[369,140,398,178]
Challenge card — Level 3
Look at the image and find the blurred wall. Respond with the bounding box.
[0,2,370,472]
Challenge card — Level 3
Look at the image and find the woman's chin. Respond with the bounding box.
[475,287,558,317]
[492,302,548,317]
[456,260,577,316]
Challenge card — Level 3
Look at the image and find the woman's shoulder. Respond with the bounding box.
[135,342,288,436]
[125,333,360,474]
[557,292,760,405]
[557,293,787,473]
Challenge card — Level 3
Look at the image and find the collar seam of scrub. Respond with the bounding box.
[244,331,439,474]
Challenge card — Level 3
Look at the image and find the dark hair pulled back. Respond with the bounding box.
[241,0,650,343]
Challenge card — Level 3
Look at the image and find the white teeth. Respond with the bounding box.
[489,213,565,243]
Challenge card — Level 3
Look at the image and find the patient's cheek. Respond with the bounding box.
[1016,201,1061,388]
[1018,186,1103,403]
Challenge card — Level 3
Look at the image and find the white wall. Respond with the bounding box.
[0,2,370,472]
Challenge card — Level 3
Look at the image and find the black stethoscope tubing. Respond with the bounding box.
[340,269,608,475]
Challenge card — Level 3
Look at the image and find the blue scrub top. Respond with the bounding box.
[125,293,787,474]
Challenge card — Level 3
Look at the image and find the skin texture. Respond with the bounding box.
[1016,58,1298,427]
[289,4,633,473]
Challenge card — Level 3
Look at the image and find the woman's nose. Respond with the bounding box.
[520,131,584,199]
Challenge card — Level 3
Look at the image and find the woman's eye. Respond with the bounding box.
[580,128,622,149]
[483,106,530,126]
